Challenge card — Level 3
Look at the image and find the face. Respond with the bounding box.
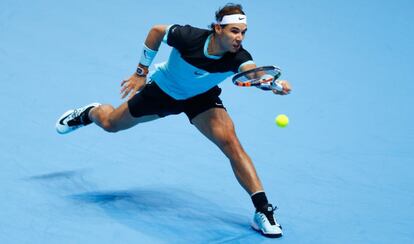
[215,23,247,53]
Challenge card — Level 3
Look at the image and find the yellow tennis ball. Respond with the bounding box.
[275,114,289,127]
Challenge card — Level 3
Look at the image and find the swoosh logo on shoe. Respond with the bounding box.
[59,114,70,125]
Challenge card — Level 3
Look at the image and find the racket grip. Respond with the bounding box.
[271,81,284,92]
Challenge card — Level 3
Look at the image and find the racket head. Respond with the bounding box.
[232,65,282,87]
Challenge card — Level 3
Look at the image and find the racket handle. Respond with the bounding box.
[271,81,284,92]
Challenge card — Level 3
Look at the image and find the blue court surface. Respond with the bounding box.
[1,0,413,243]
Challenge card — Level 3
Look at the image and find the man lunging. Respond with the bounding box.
[56,3,291,238]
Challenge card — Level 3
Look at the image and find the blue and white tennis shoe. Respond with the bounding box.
[56,103,100,134]
[251,204,283,238]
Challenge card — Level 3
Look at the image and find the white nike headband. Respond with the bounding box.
[218,14,247,25]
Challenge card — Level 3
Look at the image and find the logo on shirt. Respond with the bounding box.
[194,71,204,76]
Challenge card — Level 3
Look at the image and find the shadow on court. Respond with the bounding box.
[68,188,261,243]
[27,170,262,243]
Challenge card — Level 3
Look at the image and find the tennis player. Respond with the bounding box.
[56,3,291,238]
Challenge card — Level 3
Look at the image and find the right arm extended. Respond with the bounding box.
[120,25,168,99]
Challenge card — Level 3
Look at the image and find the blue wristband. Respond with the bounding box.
[139,44,158,67]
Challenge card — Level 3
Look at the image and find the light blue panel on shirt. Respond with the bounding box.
[150,48,233,100]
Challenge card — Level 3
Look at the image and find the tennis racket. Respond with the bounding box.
[232,65,283,91]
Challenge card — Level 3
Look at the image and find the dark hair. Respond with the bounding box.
[210,3,245,32]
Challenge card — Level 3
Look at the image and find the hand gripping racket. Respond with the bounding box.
[232,65,283,91]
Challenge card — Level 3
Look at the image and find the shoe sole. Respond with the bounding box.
[251,222,283,238]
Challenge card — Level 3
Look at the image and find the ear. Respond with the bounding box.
[214,24,223,34]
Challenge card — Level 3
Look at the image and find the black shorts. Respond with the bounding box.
[127,81,226,122]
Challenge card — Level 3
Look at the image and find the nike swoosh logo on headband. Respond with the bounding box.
[239,17,245,20]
